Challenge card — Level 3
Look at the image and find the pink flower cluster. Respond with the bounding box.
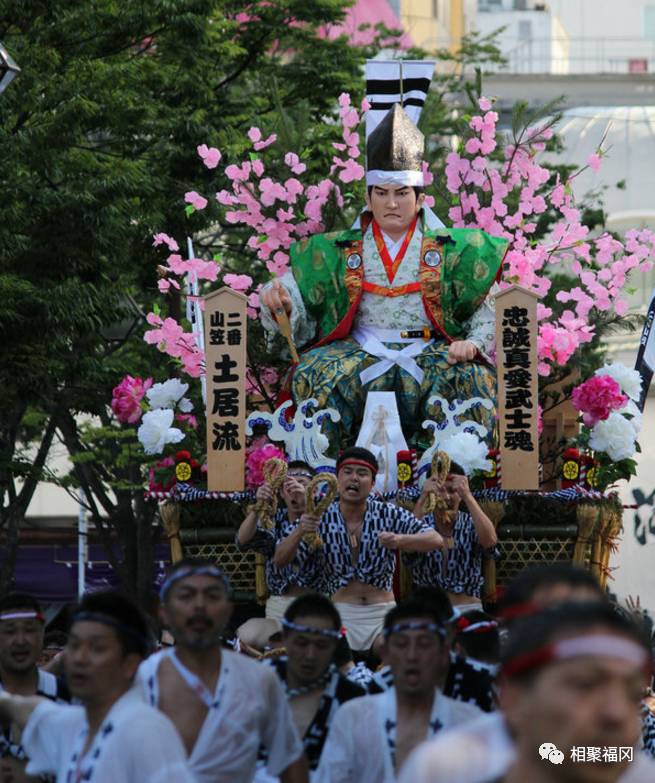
[245,443,287,489]
[144,313,204,377]
[330,93,366,184]
[157,255,218,295]
[571,374,628,427]
[445,96,655,376]
[111,375,153,424]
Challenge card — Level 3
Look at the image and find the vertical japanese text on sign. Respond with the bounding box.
[204,290,248,491]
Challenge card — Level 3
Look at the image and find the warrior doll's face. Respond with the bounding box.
[366,185,424,237]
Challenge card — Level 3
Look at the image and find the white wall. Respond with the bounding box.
[477,0,655,73]
[475,8,552,71]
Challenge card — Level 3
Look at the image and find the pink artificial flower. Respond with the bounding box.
[421,161,434,186]
[341,108,358,129]
[284,178,304,203]
[254,134,277,151]
[571,375,628,427]
[152,233,179,252]
[181,351,205,378]
[252,159,265,178]
[245,443,287,489]
[216,189,235,206]
[266,252,289,276]
[158,278,180,293]
[338,158,365,183]
[223,273,253,292]
[197,144,221,169]
[284,152,307,175]
[587,153,602,172]
[175,413,198,429]
[111,376,153,424]
[259,177,287,206]
[184,191,208,210]
[247,291,261,319]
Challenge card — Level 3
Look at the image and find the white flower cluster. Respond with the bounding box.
[440,431,492,476]
[138,379,194,455]
[588,363,642,462]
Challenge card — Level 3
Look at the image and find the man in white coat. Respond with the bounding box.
[139,558,307,783]
[400,601,655,783]
[315,595,481,782]
[0,590,194,783]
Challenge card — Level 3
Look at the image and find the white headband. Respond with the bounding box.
[555,635,648,666]
[0,610,44,623]
[366,170,424,187]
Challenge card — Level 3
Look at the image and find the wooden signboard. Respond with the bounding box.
[203,287,247,491]
[495,285,540,490]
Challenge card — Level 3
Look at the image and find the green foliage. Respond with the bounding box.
[0,0,370,602]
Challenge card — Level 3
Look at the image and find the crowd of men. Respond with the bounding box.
[0,446,654,782]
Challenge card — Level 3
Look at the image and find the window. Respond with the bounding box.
[518,20,533,40]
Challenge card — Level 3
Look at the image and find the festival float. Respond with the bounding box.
[109,60,655,607]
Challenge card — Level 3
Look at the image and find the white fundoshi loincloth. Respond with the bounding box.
[335,601,396,652]
[265,594,298,623]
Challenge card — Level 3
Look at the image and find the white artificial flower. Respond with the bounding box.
[146,378,189,409]
[595,362,642,401]
[621,399,643,438]
[138,409,185,455]
[588,411,637,462]
[178,397,194,413]
[439,431,492,476]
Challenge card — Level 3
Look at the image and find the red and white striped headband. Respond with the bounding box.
[502,634,650,679]
[456,617,498,634]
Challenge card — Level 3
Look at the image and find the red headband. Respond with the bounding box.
[337,458,377,475]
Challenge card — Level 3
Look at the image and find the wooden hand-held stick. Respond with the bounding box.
[304,473,338,550]
[274,308,300,364]
[251,458,288,530]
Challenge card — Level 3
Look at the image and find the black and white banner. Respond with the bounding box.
[634,285,655,411]
[365,59,435,139]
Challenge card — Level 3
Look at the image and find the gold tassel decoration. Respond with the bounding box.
[589,505,611,582]
[159,500,183,563]
[304,473,338,550]
[248,458,288,530]
[479,499,505,604]
[598,503,623,589]
[423,451,451,518]
[573,503,600,569]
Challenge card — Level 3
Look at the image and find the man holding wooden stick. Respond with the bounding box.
[236,461,324,651]
[315,447,442,656]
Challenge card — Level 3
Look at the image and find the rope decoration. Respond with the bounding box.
[423,450,451,520]
[304,473,338,550]
[248,458,287,530]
